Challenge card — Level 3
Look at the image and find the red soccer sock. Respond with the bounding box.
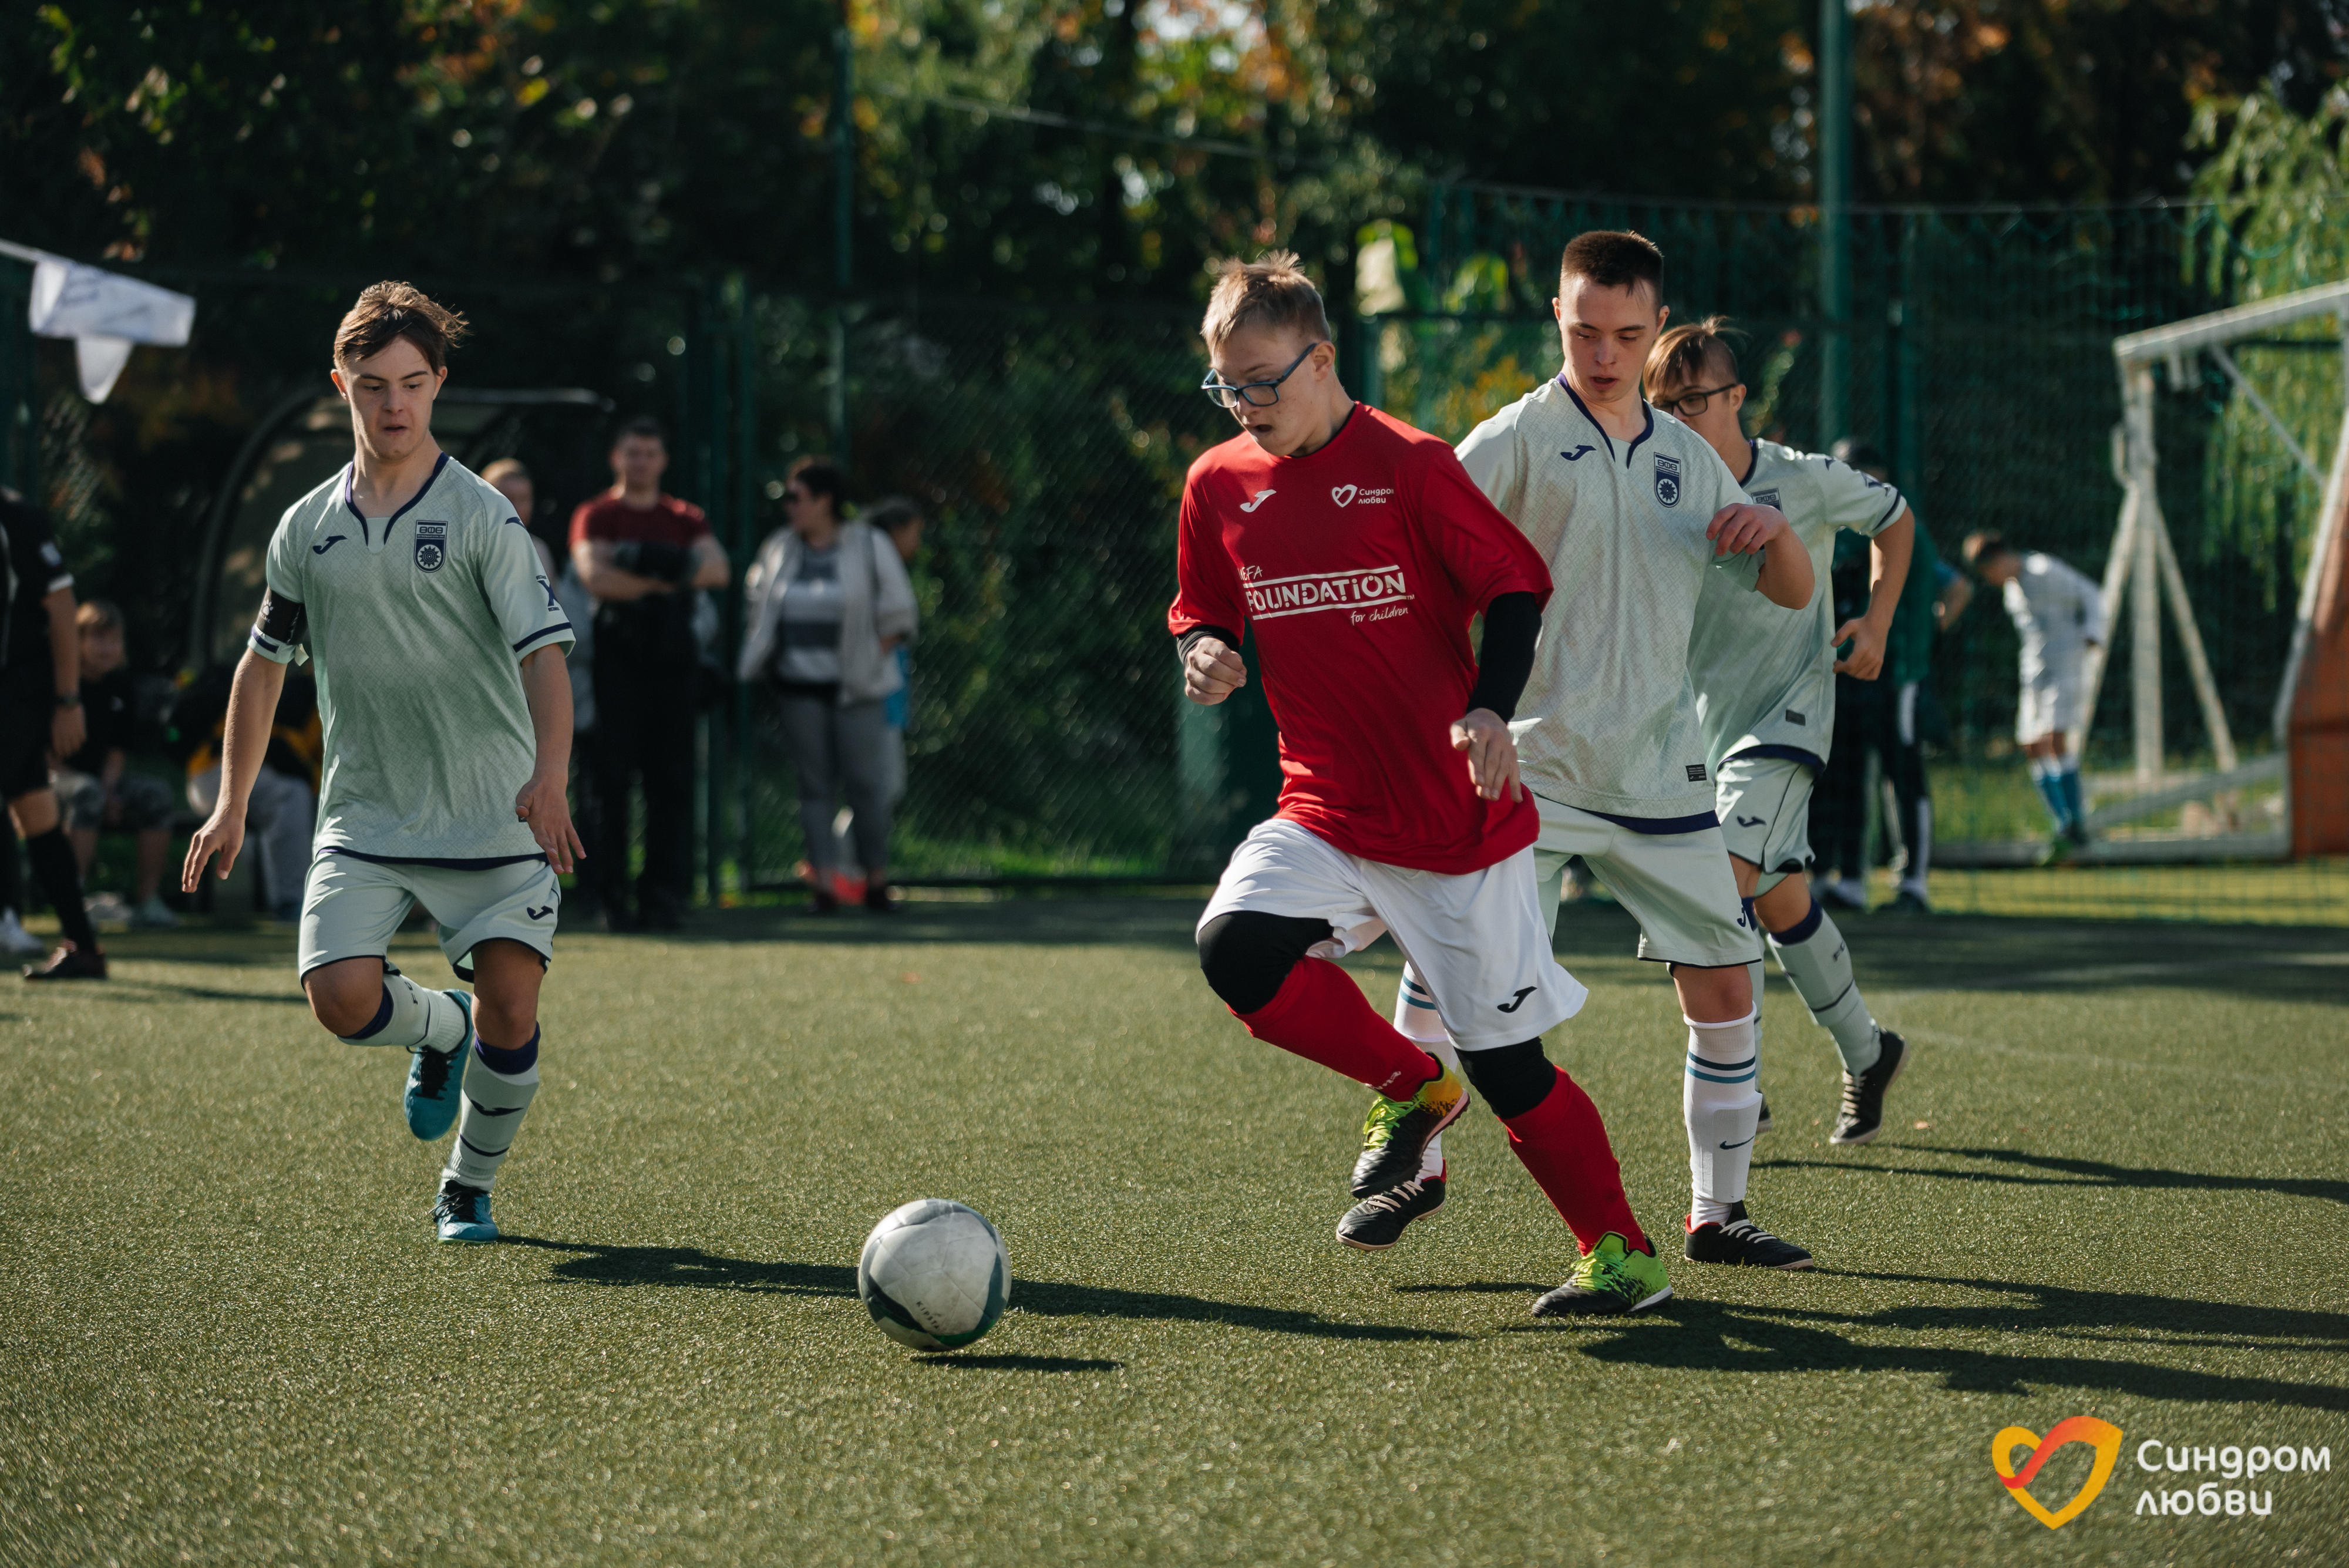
[1500,1067,1651,1254]
[1236,957,1442,1098]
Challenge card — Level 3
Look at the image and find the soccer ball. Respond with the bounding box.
[857,1199,1010,1352]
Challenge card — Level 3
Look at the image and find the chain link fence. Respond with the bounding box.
[6,194,2345,923]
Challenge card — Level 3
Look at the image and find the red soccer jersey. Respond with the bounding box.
[568,492,711,552]
[1167,405,1552,874]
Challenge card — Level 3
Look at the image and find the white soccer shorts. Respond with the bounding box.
[299,852,561,981]
[2016,672,2087,745]
[1198,817,1587,1051]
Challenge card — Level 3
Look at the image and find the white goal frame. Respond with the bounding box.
[2070,278,2349,859]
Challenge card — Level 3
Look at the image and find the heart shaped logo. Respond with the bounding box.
[1330,484,1358,507]
[1991,1417,2123,1529]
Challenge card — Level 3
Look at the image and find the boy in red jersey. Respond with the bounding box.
[1173,253,1670,1317]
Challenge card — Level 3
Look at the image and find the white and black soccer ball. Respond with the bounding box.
[857,1199,1009,1352]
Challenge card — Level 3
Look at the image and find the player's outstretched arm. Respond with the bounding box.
[181,650,288,891]
[1832,510,1914,679]
[1708,503,1814,609]
[1179,631,1248,706]
[516,645,584,873]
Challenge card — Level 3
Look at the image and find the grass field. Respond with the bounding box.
[4,896,2346,1566]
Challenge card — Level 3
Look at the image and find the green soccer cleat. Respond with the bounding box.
[1532,1233,1673,1318]
[1348,1065,1470,1197]
[404,990,473,1141]
[433,1180,499,1243]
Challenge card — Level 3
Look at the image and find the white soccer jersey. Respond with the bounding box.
[1456,377,1762,820]
[2002,551,2105,683]
[1689,438,1906,767]
[250,452,575,863]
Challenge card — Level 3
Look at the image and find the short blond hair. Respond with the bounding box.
[1200,251,1331,352]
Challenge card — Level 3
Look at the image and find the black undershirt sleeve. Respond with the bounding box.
[1462,591,1541,722]
[1175,624,1243,664]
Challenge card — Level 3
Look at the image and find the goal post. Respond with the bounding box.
[2098,280,2349,859]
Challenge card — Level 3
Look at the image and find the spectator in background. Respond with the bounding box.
[54,601,179,928]
[570,418,729,931]
[829,495,926,888]
[739,459,917,915]
[0,485,107,977]
[1962,530,2105,857]
[184,667,320,923]
[1809,442,1944,915]
[487,459,601,917]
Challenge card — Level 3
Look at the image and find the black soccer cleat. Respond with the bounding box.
[23,942,106,981]
[1347,1065,1469,1197]
[1684,1203,1813,1269]
[1830,1029,1908,1146]
[1337,1175,1446,1251]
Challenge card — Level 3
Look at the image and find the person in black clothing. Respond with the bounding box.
[53,601,179,927]
[0,487,106,978]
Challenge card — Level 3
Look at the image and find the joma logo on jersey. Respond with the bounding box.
[1654,455,1683,507]
[1243,564,1411,621]
[413,521,449,572]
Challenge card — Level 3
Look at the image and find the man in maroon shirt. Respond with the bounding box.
[569,418,729,929]
[1173,254,1671,1317]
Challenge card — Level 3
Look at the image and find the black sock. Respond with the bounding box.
[25,827,97,952]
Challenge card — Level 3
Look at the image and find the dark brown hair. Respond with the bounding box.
[1961,531,2013,567]
[1559,230,1665,302]
[1200,250,1332,352]
[1645,317,1742,401]
[788,456,848,514]
[332,281,468,371]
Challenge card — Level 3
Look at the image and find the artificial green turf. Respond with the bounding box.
[3,898,2345,1566]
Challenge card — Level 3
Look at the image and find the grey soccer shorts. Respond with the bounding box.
[298,852,560,981]
[1712,751,1817,896]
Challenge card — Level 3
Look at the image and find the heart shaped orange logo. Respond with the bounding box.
[1991,1417,2124,1529]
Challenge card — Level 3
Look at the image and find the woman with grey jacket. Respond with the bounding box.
[739,459,918,913]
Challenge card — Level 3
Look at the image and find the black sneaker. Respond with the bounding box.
[1755,1093,1773,1135]
[1684,1203,1813,1269]
[1830,1029,1907,1146]
[1347,1065,1469,1197]
[1337,1175,1446,1250]
[23,943,106,981]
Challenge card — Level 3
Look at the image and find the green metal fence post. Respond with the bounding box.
[1816,0,1852,445]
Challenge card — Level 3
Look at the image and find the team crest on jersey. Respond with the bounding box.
[1751,487,1782,509]
[1654,455,1682,507]
[413,521,449,572]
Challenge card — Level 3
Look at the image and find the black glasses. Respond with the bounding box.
[1201,343,1325,410]
[1655,381,1740,418]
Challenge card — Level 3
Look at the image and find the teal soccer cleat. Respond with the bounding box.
[433,1180,498,1243]
[405,990,473,1140]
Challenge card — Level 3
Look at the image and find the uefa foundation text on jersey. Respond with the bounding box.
[1242,564,1414,621]
[2129,1439,2330,1520]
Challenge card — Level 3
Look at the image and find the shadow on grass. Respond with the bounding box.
[629,899,1204,954]
[1758,1146,2349,1207]
[917,1354,1123,1373]
[1528,1271,2349,1411]
[503,1237,1463,1342]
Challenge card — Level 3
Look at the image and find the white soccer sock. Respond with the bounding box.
[1684,1010,1761,1226]
[1392,967,1458,1180]
[1766,901,1881,1076]
[338,969,470,1055]
[443,1029,540,1190]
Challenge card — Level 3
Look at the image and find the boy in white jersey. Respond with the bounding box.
[1356,233,1820,1268]
[1961,533,2106,851]
[1647,319,1917,1145]
[183,282,580,1244]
